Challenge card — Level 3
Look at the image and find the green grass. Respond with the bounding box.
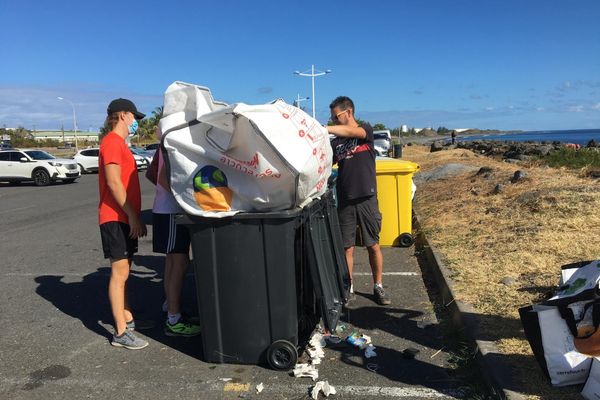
[545,148,600,169]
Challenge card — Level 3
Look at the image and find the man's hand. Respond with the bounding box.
[127,214,147,239]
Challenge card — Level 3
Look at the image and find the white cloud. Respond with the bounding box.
[536,107,545,111]
[485,106,495,111]
[567,105,584,113]
[592,103,600,110]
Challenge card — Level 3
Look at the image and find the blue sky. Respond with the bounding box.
[1,0,599,131]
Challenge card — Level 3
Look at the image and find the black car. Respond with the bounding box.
[144,143,160,151]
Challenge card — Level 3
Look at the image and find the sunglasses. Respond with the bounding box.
[330,109,348,121]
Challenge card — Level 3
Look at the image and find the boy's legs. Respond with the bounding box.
[165,252,189,316]
[109,258,131,336]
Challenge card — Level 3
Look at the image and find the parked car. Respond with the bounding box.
[130,147,154,165]
[73,148,100,173]
[73,147,148,173]
[0,148,80,186]
[144,143,160,151]
[373,130,392,156]
[0,143,12,150]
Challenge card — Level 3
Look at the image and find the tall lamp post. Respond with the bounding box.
[293,65,332,119]
[293,94,310,110]
[57,97,78,149]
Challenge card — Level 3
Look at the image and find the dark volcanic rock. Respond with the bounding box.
[430,141,444,152]
[511,170,528,183]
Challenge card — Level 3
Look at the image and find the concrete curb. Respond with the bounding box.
[413,217,527,400]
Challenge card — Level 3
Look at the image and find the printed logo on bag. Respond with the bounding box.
[193,166,233,211]
[559,278,588,295]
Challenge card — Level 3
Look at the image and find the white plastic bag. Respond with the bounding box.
[159,81,332,217]
[535,304,592,386]
[582,358,600,399]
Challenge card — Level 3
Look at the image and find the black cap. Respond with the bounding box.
[107,98,146,120]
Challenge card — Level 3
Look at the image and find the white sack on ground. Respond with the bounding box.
[159,81,333,217]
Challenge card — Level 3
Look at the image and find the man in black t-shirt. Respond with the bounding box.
[327,96,390,306]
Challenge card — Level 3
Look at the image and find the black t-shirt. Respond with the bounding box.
[331,123,377,203]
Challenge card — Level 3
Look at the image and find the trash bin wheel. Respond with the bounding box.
[267,340,298,371]
[398,233,414,247]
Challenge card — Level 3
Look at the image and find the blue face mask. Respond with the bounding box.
[128,119,139,136]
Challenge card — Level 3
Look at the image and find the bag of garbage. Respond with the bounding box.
[519,304,592,386]
[158,81,332,217]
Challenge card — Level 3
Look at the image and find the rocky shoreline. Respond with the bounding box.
[428,138,600,162]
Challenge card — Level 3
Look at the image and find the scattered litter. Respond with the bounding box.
[308,346,325,364]
[402,347,420,359]
[219,378,233,382]
[430,348,444,359]
[306,331,326,365]
[364,345,377,358]
[366,363,379,373]
[256,383,264,393]
[293,363,319,380]
[346,332,371,349]
[311,380,336,399]
[335,324,348,334]
[310,332,326,349]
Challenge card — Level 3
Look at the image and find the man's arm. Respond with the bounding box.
[105,163,147,238]
[327,124,367,138]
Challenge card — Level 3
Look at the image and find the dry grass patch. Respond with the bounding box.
[404,145,600,399]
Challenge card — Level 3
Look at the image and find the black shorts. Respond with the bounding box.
[100,222,138,260]
[338,196,382,248]
[152,213,190,254]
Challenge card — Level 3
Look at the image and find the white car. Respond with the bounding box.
[0,148,81,186]
[373,131,392,156]
[130,147,154,165]
[74,148,100,173]
[74,147,148,173]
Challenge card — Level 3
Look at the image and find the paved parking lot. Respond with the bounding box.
[0,174,467,399]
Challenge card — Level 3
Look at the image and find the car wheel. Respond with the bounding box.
[32,169,51,186]
[78,164,86,174]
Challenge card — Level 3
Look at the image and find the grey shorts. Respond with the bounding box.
[337,196,382,248]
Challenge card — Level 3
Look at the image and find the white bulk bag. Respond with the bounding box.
[159,81,332,217]
[536,304,592,386]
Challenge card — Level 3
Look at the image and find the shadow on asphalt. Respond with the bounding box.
[333,302,463,396]
[33,256,204,360]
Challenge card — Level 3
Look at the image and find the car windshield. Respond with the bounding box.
[374,133,389,140]
[24,150,55,160]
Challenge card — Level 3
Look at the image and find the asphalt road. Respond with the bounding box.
[0,174,467,400]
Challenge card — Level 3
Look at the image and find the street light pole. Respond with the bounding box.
[293,65,332,119]
[293,94,310,110]
[57,97,78,149]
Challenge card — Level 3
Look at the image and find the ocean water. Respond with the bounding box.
[459,129,600,146]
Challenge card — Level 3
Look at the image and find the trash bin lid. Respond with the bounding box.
[376,157,420,173]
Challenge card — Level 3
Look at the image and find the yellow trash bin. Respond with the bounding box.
[375,158,420,247]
